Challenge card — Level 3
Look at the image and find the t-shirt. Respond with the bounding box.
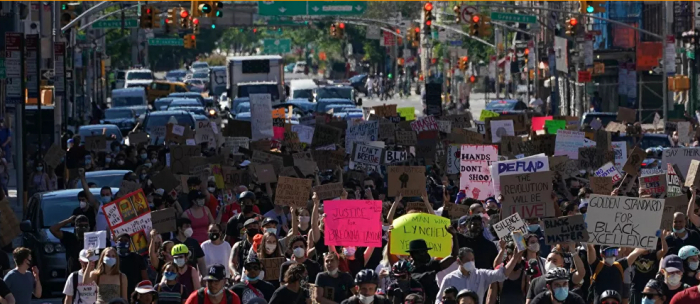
[665,231,700,256]
[631,251,659,291]
[184,288,241,304]
[670,286,700,304]
[269,286,308,304]
[279,259,321,285]
[456,234,498,270]
[59,231,82,273]
[411,259,441,304]
[226,212,261,244]
[231,280,276,303]
[315,271,355,303]
[529,291,587,304]
[589,258,629,304]
[527,276,547,300]
[201,240,232,278]
[2,269,35,303]
[0,279,11,299]
[173,237,206,267]
[63,270,98,304]
[663,284,691,304]
[119,252,147,295]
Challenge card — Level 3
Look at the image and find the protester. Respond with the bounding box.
[315,251,355,303]
[529,268,586,304]
[658,255,691,302]
[226,191,263,244]
[231,219,262,280]
[269,263,309,304]
[130,280,158,304]
[116,233,149,295]
[173,218,207,276]
[184,264,240,304]
[83,247,128,303]
[456,215,498,270]
[2,247,41,303]
[184,190,217,243]
[170,244,201,297]
[50,214,91,273]
[678,245,700,286]
[156,262,188,304]
[586,245,646,304]
[64,249,99,304]
[231,257,275,303]
[202,224,232,277]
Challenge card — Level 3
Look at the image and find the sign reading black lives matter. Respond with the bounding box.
[585,195,665,249]
[543,215,589,245]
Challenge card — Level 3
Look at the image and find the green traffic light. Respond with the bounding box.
[216,11,223,17]
[586,6,594,13]
[388,73,393,79]
[211,24,216,29]
[61,4,67,10]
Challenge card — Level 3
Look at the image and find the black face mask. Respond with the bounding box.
[246,228,259,237]
[487,209,499,216]
[412,252,431,264]
[153,198,164,208]
[242,205,253,213]
[443,300,456,304]
[209,232,221,241]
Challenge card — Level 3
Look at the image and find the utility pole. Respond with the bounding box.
[662,1,670,131]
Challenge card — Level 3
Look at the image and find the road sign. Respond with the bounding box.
[257,1,366,16]
[4,33,22,105]
[54,42,65,94]
[490,12,537,24]
[41,69,54,80]
[26,34,39,99]
[148,38,184,46]
[461,6,477,23]
[578,70,592,83]
[263,38,291,54]
[91,19,138,29]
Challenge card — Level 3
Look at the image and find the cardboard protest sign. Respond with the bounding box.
[150,208,177,233]
[0,198,20,246]
[443,202,470,219]
[449,129,484,144]
[384,150,409,165]
[312,149,346,171]
[373,104,397,117]
[388,166,426,197]
[579,146,614,172]
[617,107,637,122]
[590,176,613,195]
[261,257,286,281]
[166,123,193,144]
[43,144,66,168]
[225,137,249,154]
[395,130,418,146]
[116,180,142,198]
[492,213,528,240]
[352,143,384,166]
[251,150,284,173]
[490,120,515,143]
[685,160,700,188]
[622,146,647,175]
[293,158,318,177]
[543,215,589,245]
[345,120,379,153]
[659,195,687,230]
[195,121,216,145]
[324,200,382,247]
[661,148,700,178]
[460,145,499,200]
[84,135,107,151]
[312,182,344,200]
[151,168,181,192]
[249,94,274,140]
[667,163,684,197]
[390,213,452,258]
[544,120,567,134]
[415,138,437,161]
[605,122,627,133]
[549,156,580,179]
[170,145,200,174]
[410,116,439,132]
[531,116,553,131]
[554,130,586,159]
[437,120,452,133]
[101,189,152,254]
[585,195,665,250]
[500,171,555,219]
[275,176,313,207]
[378,121,396,142]
[290,124,314,144]
[252,163,277,183]
[594,162,624,184]
[639,174,667,198]
[491,154,550,197]
[442,114,473,129]
[611,141,628,171]
[83,231,107,249]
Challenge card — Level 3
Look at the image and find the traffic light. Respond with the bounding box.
[565,18,578,36]
[179,10,190,29]
[60,3,76,27]
[469,14,481,36]
[479,16,492,37]
[330,23,337,37]
[469,75,476,83]
[212,1,223,17]
[453,5,461,23]
[459,56,468,71]
[198,1,212,17]
[192,18,200,34]
[167,8,180,29]
[590,1,606,13]
[150,7,161,28]
[191,1,201,17]
[337,22,345,38]
[412,26,420,41]
[183,35,196,49]
[398,58,405,66]
[140,6,152,28]
[423,2,433,34]
[580,1,592,14]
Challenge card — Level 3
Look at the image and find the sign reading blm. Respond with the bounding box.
[585,195,665,249]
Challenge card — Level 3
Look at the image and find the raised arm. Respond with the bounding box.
[78,169,99,209]
[50,215,76,240]
[687,187,699,227]
[148,229,162,267]
[386,193,402,225]
[626,248,646,266]
[438,225,459,270]
[586,243,597,265]
[569,244,586,284]
[657,230,670,260]
[310,192,321,244]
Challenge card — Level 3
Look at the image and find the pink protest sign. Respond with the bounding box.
[531,116,553,131]
[324,200,382,247]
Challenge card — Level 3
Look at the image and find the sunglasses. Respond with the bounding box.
[247,265,261,271]
[642,294,658,299]
[601,301,619,304]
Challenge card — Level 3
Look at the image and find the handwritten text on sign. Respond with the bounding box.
[459,145,499,200]
[585,194,665,249]
[324,200,382,247]
[500,171,555,219]
[390,213,452,258]
[542,215,589,245]
[491,154,550,197]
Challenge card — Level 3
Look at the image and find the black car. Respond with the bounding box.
[20,188,118,296]
[102,107,139,135]
[580,112,618,129]
[348,74,368,95]
[611,133,673,150]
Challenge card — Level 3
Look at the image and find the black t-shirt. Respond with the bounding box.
[279,259,322,284]
[411,259,441,304]
[269,286,308,304]
[530,291,587,304]
[663,284,690,304]
[0,279,10,298]
[72,206,97,233]
[231,280,276,303]
[172,237,205,267]
[589,258,629,304]
[315,272,355,303]
[119,252,147,295]
[226,212,260,243]
[456,234,498,270]
[665,230,700,256]
[340,295,390,304]
[631,251,659,291]
[527,276,548,300]
[59,231,82,273]
[683,269,700,287]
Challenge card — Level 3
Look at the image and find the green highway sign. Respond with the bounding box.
[263,38,292,54]
[0,58,5,79]
[490,12,537,24]
[266,17,309,26]
[258,1,367,16]
[92,19,138,29]
[148,38,184,46]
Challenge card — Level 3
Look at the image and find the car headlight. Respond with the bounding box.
[54,243,66,252]
[209,109,216,116]
[44,243,54,253]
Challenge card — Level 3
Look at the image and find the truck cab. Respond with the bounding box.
[226,55,285,105]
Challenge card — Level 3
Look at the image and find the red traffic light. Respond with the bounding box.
[524,48,530,55]
[190,35,195,40]
[180,10,189,18]
[569,18,578,26]
[395,28,400,34]
[462,56,468,62]
[192,18,199,25]
[424,2,433,11]
[469,75,476,83]
[146,8,152,14]
[253,28,257,33]
[472,15,480,23]
[338,22,345,29]
[426,20,432,26]
[414,27,420,33]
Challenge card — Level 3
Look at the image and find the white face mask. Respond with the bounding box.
[174,258,186,267]
[462,261,476,272]
[665,273,682,286]
[528,243,540,252]
[265,243,277,254]
[299,216,311,223]
[604,257,616,265]
[545,261,556,273]
[79,201,87,209]
[184,227,194,238]
[358,294,374,304]
[293,247,305,258]
[208,187,216,193]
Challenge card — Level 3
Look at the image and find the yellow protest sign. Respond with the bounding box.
[397,107,415,121]
[479,110,500,121]
[390,213,452,258]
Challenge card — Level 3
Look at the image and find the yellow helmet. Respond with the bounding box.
[171,244,189,256]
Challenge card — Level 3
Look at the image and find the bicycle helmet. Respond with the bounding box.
[171,244,190,256]
[239,191,256,202]
[354,269,379,286]
[456,290,479,303]
[544,267,569,283]
[600,290,621,303]
[679,245,700,260]
[391,260,414,277]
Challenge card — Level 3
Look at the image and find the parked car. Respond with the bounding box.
[580,112,618,129]
[293,61,307,73]
[484,99,529,114]
[165,69,188,82]
[74,170,132,189]
[612,133,673,150]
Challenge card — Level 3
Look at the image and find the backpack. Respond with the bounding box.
[588,261,624,302]
[71,270,80,303]
[197,287,234,304]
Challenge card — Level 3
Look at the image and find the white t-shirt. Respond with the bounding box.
[201,240,232,277]
[63,269,98,304]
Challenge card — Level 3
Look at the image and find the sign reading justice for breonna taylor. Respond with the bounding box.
[585,194,665,250]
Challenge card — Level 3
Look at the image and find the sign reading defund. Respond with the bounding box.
[585,195,665,249]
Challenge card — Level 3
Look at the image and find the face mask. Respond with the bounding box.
[545,261,556,273]
[553,287,569,301]
[641,298,655,304]
[604,257,616,265]
[242,205,253,213]
[208,187,216,193]
[358,294,374,304]
[151,158,158,164]
[164,271,178,280]
[141,153,148,159]
[528,243,540,252]
[245,275,259,282]
[293,247,305,258]
[117,243,130,256]
[673,228,686,234]
[487,209,499,216]
[79,201,87,209]
[208,232,220,241]
[462,261,476,272]
[265,228,277,235]
[328,269,338,276]
[299,216,311,223]
[196,199,205,207]
[689,261,699,271]
[101,196,111,204]
[183,227,194,238]
[174,258,186,267]
[140,173,148,180]
[343,247,356,257]
[36,166,43,171]
[117,160,125,165]
[103,257,117,267]
[246,228,259,237]
[105,158,112,164]
[528,224,540,232]
[265,243,277,253]
[207,288,224,297]
[665,273,682,286]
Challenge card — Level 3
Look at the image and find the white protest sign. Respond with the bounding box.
[384,150,408,164]
[612,141,628,172]
[185,139,196,146]
[351,143,384,166]
[594,162,623,184]
[554,130,585,159]
[492,213,527,240]
[83,231,107,249]
[490,120,515,143]
[437,120,452,133]
[460,145,499,200]
[225,137,249,154]
[195,120,216,145]
[291,124,315,144]
[641,168,666,177]
[345,120,379,154]
[250,94,274,140]
[446,145,460,175]
[76,284,98,304]
[678,121,691,145]
[490,154,550,197]
[171,125,185,136]
[662,147,700,178]
[585,195,665,249]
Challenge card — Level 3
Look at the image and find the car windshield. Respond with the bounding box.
[41,196,80,228]
[78,127,122,140]
[293,89,313,99]
[170,100,201,107]
[192,62,208,69]
[237,84,279,100]
[486,101,517,111]
[112,96,144,107]
[236,104,251,113]
[170,107,206,115]
[154,100,172,110]
[126,72,153,80]
[318,102,352,112]
[105,109,133,119]
[316,88,352,100]
[75,174,125,189]
[145,114,195,130]
[349,75,365,82]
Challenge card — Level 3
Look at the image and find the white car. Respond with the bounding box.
[293,61,306,73]
[124,69,154,88]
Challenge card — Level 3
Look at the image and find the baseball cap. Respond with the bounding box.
[153,188,165,196]
[203,264,227,281]
[244,218,259,227]
[661,254,684,272]
[262,217,278,226]
[79,249,99,263]
[134,280,156,293]
[458,215,469,226]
